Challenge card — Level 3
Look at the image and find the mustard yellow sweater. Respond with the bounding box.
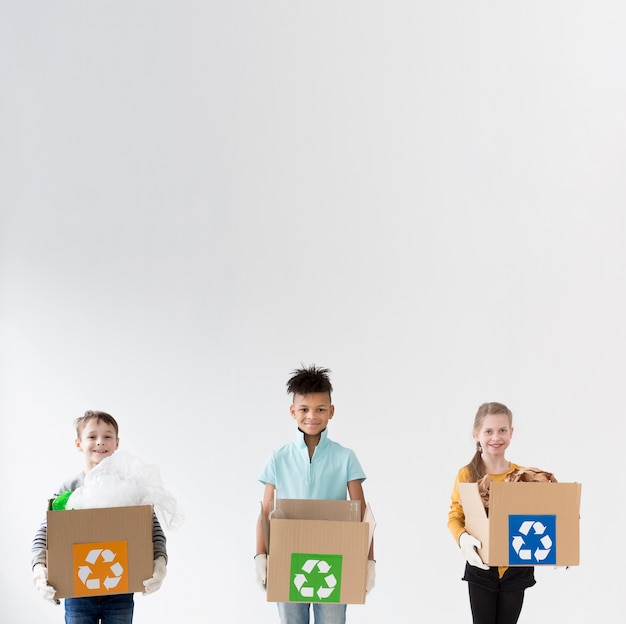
[448,462,524,578]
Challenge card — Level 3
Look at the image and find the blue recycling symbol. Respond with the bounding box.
[508,515,556,565]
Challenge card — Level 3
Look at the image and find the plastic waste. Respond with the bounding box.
[66,450,184,529]
[268,489,285,519]
[52,490,72,510]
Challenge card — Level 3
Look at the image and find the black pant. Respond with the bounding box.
[462,564,535,624]
[468,582,525,624]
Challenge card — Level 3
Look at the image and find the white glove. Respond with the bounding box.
[366,559,376,594]
[142,556,167,595]
[459,532,489,570]
[255,554,267,591]
[33,564,59,605]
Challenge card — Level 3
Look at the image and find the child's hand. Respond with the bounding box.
[459,532,490,570]
[142,556,167,595]
[254,554,267,591]
[33,564,60,605]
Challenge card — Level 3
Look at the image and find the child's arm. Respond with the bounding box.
[447,472,468,543]
[254,483,275,592]
[32,520,59,604]
[255,483,275,555]
[151,513,168,563]
[142,514,168,595]
[31,520,48,569]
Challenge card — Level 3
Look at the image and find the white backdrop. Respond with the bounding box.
[1,2,625,622]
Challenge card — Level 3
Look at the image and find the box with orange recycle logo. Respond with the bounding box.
[46,505,154,599]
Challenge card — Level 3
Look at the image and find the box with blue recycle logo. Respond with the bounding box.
[459,482,582,566]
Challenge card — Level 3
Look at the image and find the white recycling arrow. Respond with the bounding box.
[78,566,92,584]
[533,534,553,561]
[101,549,116,563]
[518,521,534,536]
[104,576,121,590]
[316,573,337,599]
[110,562,124,577]
[293,573,313,597]
[511,536,525,554]
[302,560,318,574]
[85,549,103,564]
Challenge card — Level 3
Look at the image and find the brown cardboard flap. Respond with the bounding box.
[260,501,270,551]
[458,482,492,562]
[363,504,376,549]
[271,499,360,521]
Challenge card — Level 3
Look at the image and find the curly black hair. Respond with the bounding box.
[286,365,333,398]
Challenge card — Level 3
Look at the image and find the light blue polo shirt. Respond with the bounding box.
[258,428,366,500]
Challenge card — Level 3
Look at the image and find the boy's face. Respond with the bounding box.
[290,392,334,437]
[75,418,119,471]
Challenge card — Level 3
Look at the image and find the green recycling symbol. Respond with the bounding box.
[289,553,343,602]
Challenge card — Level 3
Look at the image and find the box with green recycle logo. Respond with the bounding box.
[262,499,376,604]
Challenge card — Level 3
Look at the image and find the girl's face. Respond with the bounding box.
[474,413,513,460]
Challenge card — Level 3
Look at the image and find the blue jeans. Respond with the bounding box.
[277,602,346,624]
[64,593,134,624]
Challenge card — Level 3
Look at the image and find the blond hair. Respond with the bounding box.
[74,410,119,438]
[465,402,513,482]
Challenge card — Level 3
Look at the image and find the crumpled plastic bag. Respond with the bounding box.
[66,450,184,530]
[478,467,558,510]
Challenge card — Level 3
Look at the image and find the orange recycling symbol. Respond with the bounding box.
[72,541,129,596]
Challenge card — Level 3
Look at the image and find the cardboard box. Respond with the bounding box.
[459,482,582,566]
[262,499,376,604]
[46,505,154,599]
